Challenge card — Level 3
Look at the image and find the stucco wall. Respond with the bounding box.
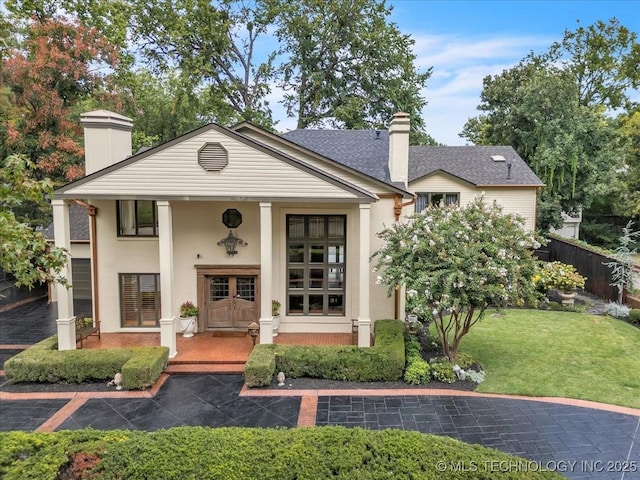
[92,200,159,332]
[91,199,397,333]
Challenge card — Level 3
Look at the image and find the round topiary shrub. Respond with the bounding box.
[629,309,640,324]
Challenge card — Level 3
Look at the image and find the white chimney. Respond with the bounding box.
[388,112,410,187]
[80,110,133,175]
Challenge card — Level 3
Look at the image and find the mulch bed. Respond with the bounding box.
[1,374,478,394]
[260,376,478,392]
[0,376,117,393]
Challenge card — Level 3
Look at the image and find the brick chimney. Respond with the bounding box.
[80,110,133,175]
[388,112,410,187]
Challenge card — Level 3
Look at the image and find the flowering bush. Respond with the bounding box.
[272,300,281,316]
[179,301,199,317]
[533,261,586,291]
[373,195,544,363]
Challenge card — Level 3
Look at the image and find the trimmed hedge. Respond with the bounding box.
[0,427,563,480]
[3,336,168,390]
[244,320,404,387]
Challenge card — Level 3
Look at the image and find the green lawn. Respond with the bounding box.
[458,309,640,408]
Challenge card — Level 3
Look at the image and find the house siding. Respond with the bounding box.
[63,129,362,200]
[409,173,538,231]
[239,129,387,194]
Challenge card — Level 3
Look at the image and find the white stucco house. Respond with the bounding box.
[51,110,543,357]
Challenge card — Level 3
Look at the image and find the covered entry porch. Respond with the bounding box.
[75,331,355,374]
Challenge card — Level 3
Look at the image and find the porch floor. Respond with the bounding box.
[79,332,354,366]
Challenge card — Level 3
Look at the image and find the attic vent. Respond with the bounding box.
[198,143,228,171]
[491,155,506,162]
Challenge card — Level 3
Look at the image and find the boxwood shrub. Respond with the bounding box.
[3,336,168,389]
[0,427,563,480]
[244,319,404,387]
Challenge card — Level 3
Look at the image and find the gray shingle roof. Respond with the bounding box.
[282,129,392,183]
[282,129,543,187]
[409,145,544,186]
[42,203,89,242]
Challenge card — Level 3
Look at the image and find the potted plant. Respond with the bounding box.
[533,261,586,305]
[178,300,199,338]
[271,299,281,337]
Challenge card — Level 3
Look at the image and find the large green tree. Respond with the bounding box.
[8,0,434,142]
[540,18,640,109]
[268,0,433,144]
[462,19,636,230]
[130,0,276,128]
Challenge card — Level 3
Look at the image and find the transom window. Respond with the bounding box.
[119,273,161,327]
[415,193,459,213]
[287,215,346,316]
[117,200,158,236]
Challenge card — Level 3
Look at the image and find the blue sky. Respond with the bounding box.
[272,0,640,145]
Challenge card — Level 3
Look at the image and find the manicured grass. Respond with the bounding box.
[459,309,640,408]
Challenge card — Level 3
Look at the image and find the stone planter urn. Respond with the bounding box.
[557,289,578,305]
[179,316,197,338]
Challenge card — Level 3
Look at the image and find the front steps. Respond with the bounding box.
[165,359,245,375]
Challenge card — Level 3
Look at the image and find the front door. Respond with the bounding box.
[206,275,258,329]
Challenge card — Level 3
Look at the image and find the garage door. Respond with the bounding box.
[71,259,92,300]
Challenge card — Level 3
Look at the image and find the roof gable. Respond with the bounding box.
[409,146,544,187]
[54,124,377,202]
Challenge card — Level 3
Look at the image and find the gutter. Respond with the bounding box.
[376,193,417,319]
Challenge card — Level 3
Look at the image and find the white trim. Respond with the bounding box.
[157,201,177,357]
[358,204,372,347]
[259,202,273,344]
[52,199,76,350]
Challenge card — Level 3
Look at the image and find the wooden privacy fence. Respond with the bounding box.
[547,236,617,301]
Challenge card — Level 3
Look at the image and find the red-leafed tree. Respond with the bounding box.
[1,16,120,183]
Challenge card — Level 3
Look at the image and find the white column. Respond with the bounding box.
[358,203,372,347]
[259,202,273,344]
[52,199,75,350]
[157,201,177,357]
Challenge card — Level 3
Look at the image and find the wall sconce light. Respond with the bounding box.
[218,230,247,256]
[247,321,260,345]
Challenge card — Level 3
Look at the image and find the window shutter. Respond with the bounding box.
[121,274,139,326]
[198,143,228,171]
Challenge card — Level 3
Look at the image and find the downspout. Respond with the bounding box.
[392,194,417,319]
[393,194,416,222]
[71,200,99,326]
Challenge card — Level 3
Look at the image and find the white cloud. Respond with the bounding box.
[408,33,553,145]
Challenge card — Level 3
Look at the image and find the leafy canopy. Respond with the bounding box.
[461,19,639,231]
[0,155,70,289]
[373,196,543,362]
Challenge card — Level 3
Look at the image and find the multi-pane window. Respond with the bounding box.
[117,200,158,236]
[415,193,459,213]
[119,274,161,327]
[287,215,346,316]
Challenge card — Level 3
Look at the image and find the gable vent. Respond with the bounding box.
[491,155,506,162]
[198,142,228,171]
